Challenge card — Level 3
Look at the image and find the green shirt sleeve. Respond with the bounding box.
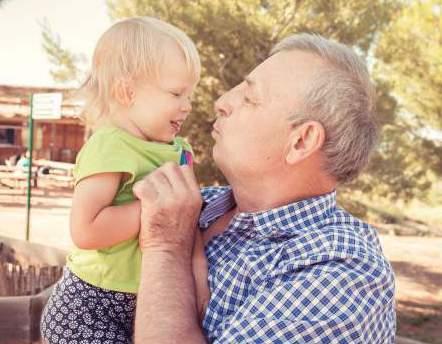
[73,128,137,186]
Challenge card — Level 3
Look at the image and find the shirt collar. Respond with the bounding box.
[200,187,337,238]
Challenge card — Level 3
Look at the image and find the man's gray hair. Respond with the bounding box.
[271,33,378,183]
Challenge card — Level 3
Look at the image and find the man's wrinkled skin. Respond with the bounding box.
[133,162,206,344]
[134,162,202,256]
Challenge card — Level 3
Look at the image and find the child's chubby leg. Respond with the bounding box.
[40,268,136,344]
[192,229,210,322]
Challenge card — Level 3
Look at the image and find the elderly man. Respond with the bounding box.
[133,33,396,343]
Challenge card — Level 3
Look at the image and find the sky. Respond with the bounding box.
[0,0,111,87]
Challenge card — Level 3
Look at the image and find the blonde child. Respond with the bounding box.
[41,17,208,343]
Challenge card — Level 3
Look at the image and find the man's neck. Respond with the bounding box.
[229,175,336,213]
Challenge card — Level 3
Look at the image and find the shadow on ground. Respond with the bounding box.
[392,261,442,344]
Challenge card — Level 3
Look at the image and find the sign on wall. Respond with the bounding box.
[31,93,63,120]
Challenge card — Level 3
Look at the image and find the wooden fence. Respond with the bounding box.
[0,240,64,297]
[0,262,62,297]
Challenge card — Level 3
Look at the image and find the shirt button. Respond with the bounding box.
[262,226,273,236]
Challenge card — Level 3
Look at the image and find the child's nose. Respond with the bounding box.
[181,98,192,113]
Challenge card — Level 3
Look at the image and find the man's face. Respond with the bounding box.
[212,50,324,179]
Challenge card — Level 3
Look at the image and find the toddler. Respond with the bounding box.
[41,17,208,344]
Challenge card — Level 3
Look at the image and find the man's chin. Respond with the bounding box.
[212,144,223,167]
[212,144,219,160]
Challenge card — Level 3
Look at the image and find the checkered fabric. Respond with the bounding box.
[199,187,396,344]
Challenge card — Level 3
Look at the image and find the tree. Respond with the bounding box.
[40,20,87,84]
[43,0,442,203]
[371,0,442,200]
[377,0,442,129]
[105,0,401,187]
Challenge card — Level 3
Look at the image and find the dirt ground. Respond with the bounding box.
[0,184,441,343]
[380,235,442,344]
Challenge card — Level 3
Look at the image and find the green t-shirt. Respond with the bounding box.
[66,126,193,293]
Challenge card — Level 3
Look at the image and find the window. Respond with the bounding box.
[0,126,20,146]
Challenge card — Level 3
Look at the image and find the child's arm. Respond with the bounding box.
[70,172,141,250]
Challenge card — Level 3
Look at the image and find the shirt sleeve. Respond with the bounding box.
[73,129,137,186]
[212,258,396,344]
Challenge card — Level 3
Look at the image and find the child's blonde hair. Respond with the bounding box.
[80,16,201,126]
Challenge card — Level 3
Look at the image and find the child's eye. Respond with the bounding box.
[171,91,182,97]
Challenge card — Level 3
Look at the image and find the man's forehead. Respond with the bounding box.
[247,54,289,92]
[248,50,325,94]
[259,50,323,75]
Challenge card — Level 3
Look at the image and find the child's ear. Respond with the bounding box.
[114,79,135,107]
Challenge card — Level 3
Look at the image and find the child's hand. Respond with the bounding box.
[192,230,210,322]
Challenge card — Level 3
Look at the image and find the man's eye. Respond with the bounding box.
[244,96,254,105]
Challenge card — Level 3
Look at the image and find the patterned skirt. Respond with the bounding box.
[40,268,137,344]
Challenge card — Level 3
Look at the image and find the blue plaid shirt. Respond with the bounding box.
[199,187,396,343]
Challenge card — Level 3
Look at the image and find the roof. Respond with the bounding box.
[0,85,82,120]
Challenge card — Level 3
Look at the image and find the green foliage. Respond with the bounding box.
[40,20,86,85]
[372,0,442,200]
[42,0,441,203]
[106,0,401,186]
[376,0,442,128]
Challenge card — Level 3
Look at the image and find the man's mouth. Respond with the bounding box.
[212,122,221,137]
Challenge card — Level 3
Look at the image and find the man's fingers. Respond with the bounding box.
[133,179,154,200]
[134,163,188,209]
[134,162,200,213]
[180,165,200,197]
[150,169,173,194]
[160,162,200,204]
[161,162,188,192]
[135,162,201,254]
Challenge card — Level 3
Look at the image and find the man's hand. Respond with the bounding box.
[132,162,207,343]
[133,162,202,256]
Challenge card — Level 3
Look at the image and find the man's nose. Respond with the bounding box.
[214,93,232,118]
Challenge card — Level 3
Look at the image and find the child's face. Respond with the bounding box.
[127,44,198,143]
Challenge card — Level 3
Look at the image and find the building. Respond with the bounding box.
[0,85,86,164]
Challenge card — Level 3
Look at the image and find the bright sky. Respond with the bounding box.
[0,0,111,87]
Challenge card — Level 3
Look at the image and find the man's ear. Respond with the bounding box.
[285,121,325,165]
[114,79,135,107]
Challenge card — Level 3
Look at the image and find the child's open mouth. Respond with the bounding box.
[170,120,183,132]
